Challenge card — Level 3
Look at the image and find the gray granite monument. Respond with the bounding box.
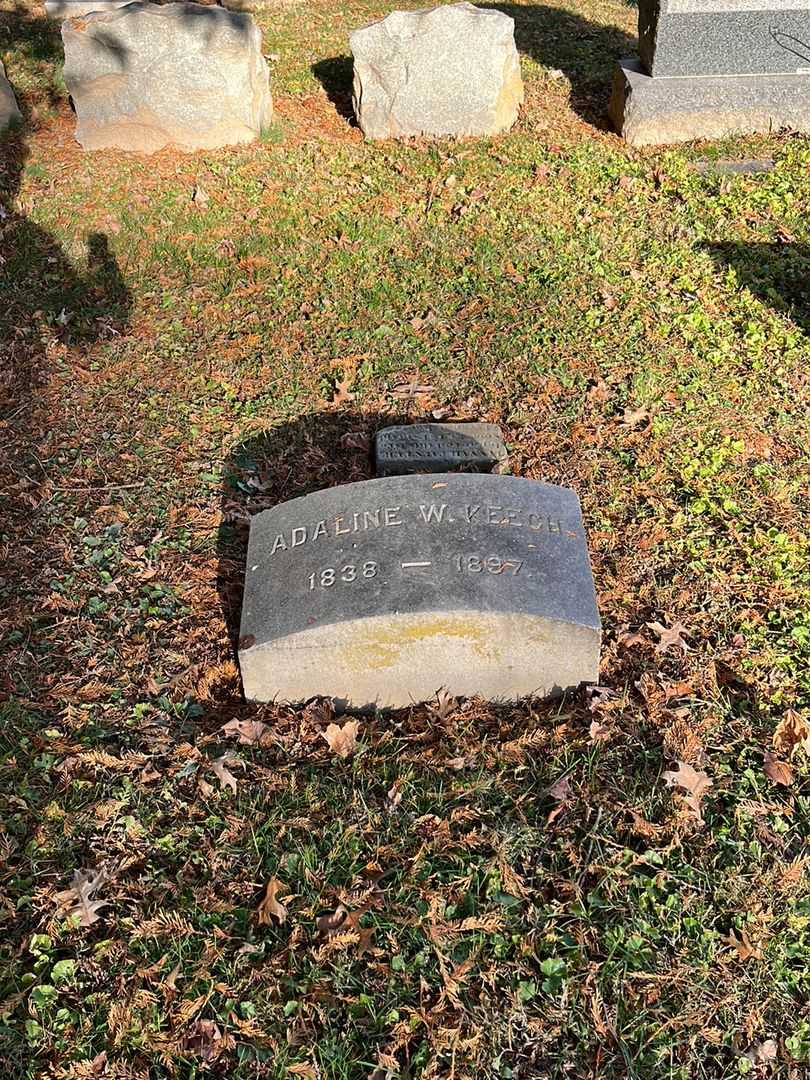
[610,0,810,145]
[238,474,600,710]
[350,3,524,140]
[62,2,273,152]
[375,423,508,476]
[0,61,21,134]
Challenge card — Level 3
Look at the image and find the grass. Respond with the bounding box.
[1,0,809,1077]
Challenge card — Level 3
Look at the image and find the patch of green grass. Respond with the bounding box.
[1,0,808,1076]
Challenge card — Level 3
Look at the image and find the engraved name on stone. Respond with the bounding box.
[239,474,601,709]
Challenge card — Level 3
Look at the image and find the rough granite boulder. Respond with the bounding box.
[62,1,273,152]
[349,2,523,140]
[45,1,137,18]
[1,61,22,134]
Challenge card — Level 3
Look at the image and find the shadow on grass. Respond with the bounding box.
[311,56,356,124]
[311,5,635,131]
[0,4,131,695]
[492,3,634,127]
[708,242,810,335]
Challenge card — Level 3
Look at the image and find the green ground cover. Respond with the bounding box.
[1,1,808,1076]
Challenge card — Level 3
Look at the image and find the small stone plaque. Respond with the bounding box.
[375,423,508,476]
[239,474,601,709]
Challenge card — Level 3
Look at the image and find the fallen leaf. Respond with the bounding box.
[320,720,359,759]
[724,927,763,962]
[330,377,355,406]
[586,379,611,404]
[588,720,611,744]
[621,406,651,429]
[287,1064,317,1078]
[339,431,370,451]
[317,905,350,935]
[304,696,334,727]
[220,719,271,747]
[192,184,210,208]
[210,755,239,793]
[183,1018,222,1063]
[428,687,456,721]
[548,775,571,802]
[386,782,403,808]
[763,752,793,787]
[357,926,375,955]
[744,1039,777,1065]
[197,775,214,798]
[647,620,691,654]
[586,684,618,712]
[257,877,288,926]
[663,760,713,820]
[55,866,111,927]
[773,709,810,758]
[546,775,571,824]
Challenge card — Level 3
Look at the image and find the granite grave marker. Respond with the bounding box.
[610,0,810,144]
[239,473,600,710]
[375,423,508,476]
[0,61,21,134]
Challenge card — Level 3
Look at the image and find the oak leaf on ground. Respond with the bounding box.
[220,719,271,747]
[257,877,288,925]
[320,720,359,759]
[773,709,810,758]
[724,927,763,962]
[662,760,712,821]
[55,865,111,927]
[763,752,793,787]
[648,620,691,654]
[330,377,355,406]
[210,755,239,793]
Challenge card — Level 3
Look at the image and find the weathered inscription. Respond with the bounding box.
[239,473,600,710]
[376,422,508,476]
[260,500,570,558]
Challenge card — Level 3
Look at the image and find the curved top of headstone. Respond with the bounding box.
[238,473,600,708]
[240,473,600,649]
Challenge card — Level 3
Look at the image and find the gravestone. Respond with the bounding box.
[62,2,273,153]
[349,3,523,140]
[375,423,508,476]
[610,0,810,145]
[45,1,136,18]
[238,474,600,709]
[0,61,21,134]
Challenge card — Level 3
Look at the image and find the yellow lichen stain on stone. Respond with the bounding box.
[339,615,492,671]
[338,614,552,671]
